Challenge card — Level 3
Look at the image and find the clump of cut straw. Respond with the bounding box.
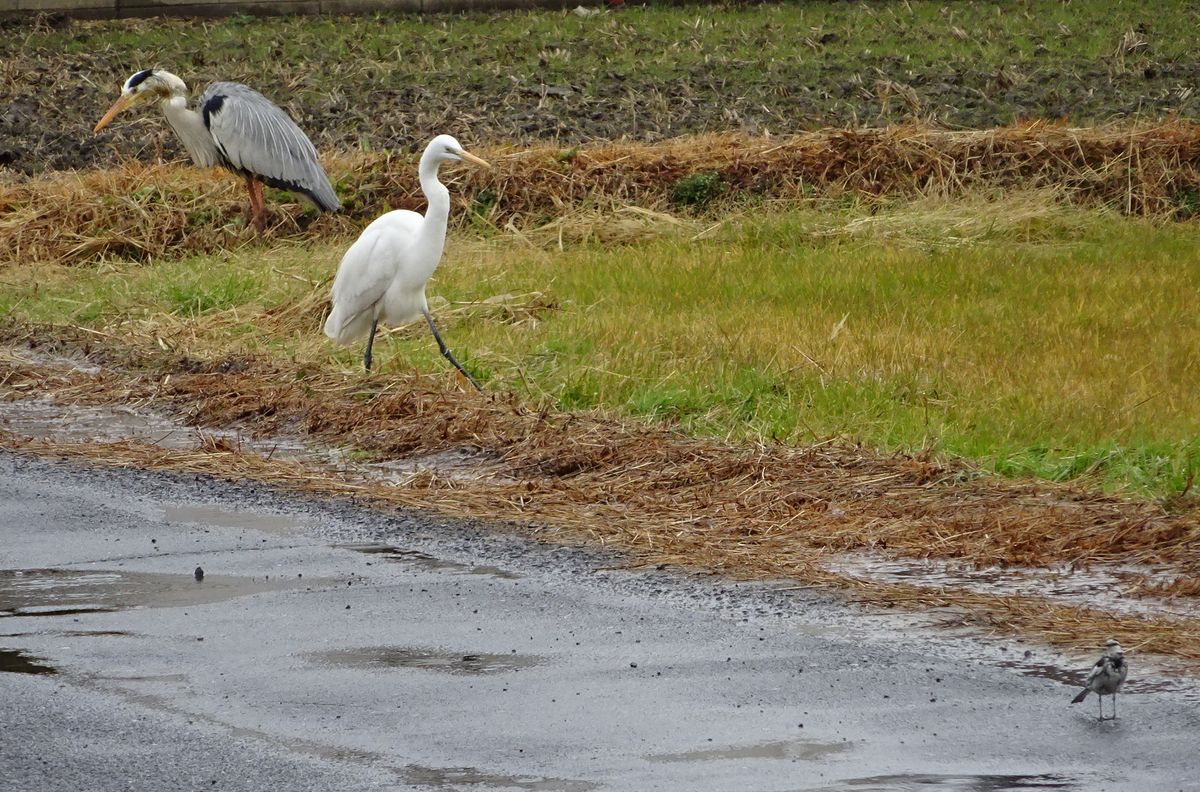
[5,122,1200,265]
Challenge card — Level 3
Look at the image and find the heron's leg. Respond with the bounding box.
[1111,694,1117,720]
[421,307,482,392]
[363,319,379,371]
[246,177,266,232]
[1098,694,1105,721]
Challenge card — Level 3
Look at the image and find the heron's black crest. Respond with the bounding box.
[126,69,155,90]
[201,94,226,129]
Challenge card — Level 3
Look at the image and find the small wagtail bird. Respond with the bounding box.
[1071,639,1128,720]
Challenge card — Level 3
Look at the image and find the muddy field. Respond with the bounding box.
[3,4,1199,174]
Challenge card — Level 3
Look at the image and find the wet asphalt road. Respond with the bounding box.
[1,450,1198,792]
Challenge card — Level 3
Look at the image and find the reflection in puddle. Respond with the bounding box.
[648,738,848,763]
[400,764,597,791]
[813,774,1076,791]
[313,646,539,675]
[0,648,58,675]
[338,543,520,580]
[0,568,304,618]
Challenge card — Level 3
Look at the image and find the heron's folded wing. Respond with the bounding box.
[199,81,340,212]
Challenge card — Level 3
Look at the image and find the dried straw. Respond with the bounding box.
[5,122,1200,265]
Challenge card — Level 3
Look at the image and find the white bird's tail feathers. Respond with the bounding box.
[1071,689,1089,704]
[323,305,374,347]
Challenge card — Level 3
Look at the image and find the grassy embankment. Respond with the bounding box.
[3,193,1197,499]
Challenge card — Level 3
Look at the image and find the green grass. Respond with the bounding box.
[4,195,1197,498]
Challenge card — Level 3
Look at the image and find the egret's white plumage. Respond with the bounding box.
[94,69,339,231]
[324,134,490,386]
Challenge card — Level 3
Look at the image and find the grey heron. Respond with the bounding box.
[94,69,340,232]
[323,134,490,388]
[1071,638,1128,720]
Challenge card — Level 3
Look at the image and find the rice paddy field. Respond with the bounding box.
[1,1,1199,661]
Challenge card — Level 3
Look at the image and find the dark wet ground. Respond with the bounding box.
[0,647,57,675]
[0,567,304,617]
[4,7,1200,175]
[2,451,1199,791]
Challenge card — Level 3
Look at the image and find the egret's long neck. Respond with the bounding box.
[414,153,451,273]
[160,95,220,168]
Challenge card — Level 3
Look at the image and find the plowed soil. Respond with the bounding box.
[3,4,1199,174]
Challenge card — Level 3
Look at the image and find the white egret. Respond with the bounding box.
[94,69,340,231]
[323,134,490,388]
[1070,639,1128,720]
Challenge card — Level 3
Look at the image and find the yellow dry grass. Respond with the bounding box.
[6,122,1200,265]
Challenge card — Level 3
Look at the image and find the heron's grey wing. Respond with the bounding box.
[199,81,340,212]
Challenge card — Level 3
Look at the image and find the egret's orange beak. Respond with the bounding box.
[455,148,492,169]
[93,94,135,133]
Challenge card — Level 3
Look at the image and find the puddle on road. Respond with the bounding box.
[399,764,598,791]
[362,446,513,485]
[0,399,199,449]
[994,657,1186,696]
[0,397,314,460]
[0,630,132,638]
[338,543,521,580]
[995,659,1087,688]
[0,648,58,675]
[810,774,1076,791]
[164,503,302,534]
[0,391,506,485]
[648,738,848,763]
[313,646,540,675]
[0,568,303,618]
[825,553,1199,621]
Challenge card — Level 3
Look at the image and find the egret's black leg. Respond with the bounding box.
[1098,694,1104,721]
[422,307,482,392]
[1111,694,1117,721]
[363,319,379,371]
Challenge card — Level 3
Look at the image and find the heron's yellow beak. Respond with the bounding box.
[455,149,492,169]
[93,93,135,133]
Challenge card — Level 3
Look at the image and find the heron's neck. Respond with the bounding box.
[417,155,451,253]
[160,95,219,167]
